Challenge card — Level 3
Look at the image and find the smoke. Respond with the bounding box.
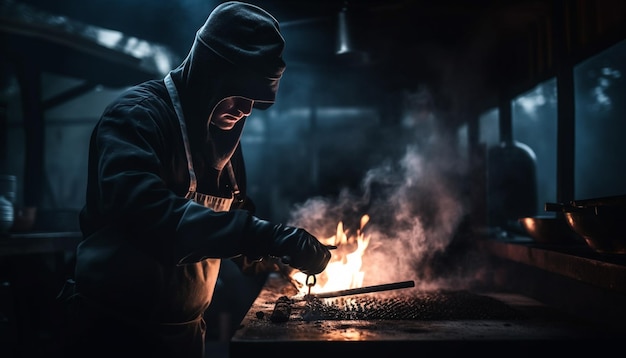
[286,91,484,290]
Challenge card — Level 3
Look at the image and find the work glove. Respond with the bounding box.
[243,216,331,275]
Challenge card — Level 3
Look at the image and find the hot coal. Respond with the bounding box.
[301,290,526,321]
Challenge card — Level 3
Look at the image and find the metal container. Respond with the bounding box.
[518,215,580,244]
[545,195,626,254]
[0,174,17,204]
[564,207,626,254]
[0,195,13,233]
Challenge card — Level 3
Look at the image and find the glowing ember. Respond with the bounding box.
[292,214,371,295]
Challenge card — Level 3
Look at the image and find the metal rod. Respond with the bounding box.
[307,280,415,300]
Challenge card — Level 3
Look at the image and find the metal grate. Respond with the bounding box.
[301,290,527,321]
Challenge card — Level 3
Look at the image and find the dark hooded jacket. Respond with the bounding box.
[74,1,286,323]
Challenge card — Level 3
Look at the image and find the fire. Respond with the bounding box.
[292,214,371,295]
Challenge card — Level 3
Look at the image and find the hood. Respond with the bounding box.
[168,1,286,134]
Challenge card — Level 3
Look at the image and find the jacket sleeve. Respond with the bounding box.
[83,96,252,265]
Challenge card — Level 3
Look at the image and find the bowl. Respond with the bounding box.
[564,206,626,254]
[546,195,626,254]
[518,215,580,244]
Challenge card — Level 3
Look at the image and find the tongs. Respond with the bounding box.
[295,279,415,302]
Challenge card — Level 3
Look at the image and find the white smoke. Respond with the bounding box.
[288,140,475,290]
[283,83,502,292]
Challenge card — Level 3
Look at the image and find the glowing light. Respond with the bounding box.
[95,28,123,48]
[515,87,546,117]
[291,214,371,295]
[592,66,621,110]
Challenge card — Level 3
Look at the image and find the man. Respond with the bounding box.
[62,2,331,357]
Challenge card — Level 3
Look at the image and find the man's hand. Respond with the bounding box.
[243,216,332,275]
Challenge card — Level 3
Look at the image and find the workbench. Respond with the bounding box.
[231,271,622,357]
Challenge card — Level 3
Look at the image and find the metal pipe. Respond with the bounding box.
[304,280,415,300]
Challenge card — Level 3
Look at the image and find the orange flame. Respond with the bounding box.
[292,214,371,295]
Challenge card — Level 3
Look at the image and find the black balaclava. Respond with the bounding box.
[168,1,286,171]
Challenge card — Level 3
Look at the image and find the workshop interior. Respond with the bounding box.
[1,0,625,357]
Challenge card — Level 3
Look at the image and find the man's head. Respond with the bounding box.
[195,1,286,109]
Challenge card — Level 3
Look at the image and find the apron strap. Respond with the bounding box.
[164,73,197,194]
[165,73,241,207]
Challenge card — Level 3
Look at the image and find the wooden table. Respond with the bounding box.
[477,236,626,294]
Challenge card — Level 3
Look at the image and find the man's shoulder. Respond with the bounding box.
[125,79,167,104]
[106,80,170,113]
